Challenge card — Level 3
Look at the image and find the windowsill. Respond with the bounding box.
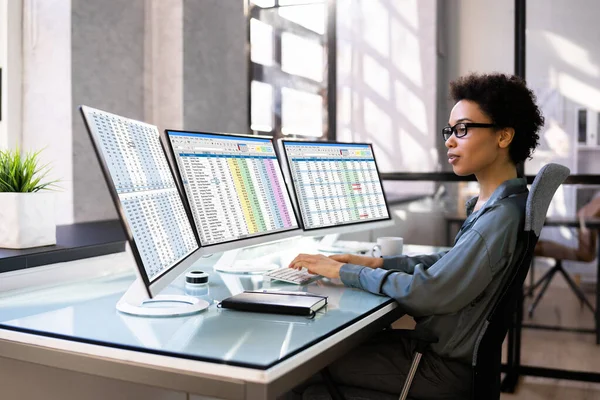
[0,220,127,274]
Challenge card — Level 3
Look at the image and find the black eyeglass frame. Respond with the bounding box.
[442,122,497,141]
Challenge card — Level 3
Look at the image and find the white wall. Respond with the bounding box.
[0,0,23,151]
[451,0,514,77]
[337,0,437,196]
[22,0,73,225]
[440,0,514,123]
[0,0,5,148]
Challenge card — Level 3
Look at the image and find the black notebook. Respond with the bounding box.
[219,290,328,317]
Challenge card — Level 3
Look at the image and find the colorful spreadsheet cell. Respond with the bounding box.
[167,132,299,246]
[282,142,390,230]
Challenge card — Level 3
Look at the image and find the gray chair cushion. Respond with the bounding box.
[525,163,570,236]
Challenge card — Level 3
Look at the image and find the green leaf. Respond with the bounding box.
[0,147,60,193]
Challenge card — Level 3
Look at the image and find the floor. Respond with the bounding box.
[501,266,600,399]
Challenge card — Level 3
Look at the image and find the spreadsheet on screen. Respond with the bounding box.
[282,142,390,230]
[167,132,299,246]
[84,109,198,282]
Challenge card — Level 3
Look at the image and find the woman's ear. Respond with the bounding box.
[498,128,515,149]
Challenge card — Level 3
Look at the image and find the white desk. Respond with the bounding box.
[0,243,441,400]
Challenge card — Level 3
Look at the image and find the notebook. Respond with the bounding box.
[218,290,328,317]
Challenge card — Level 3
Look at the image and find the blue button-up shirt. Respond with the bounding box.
[340,178,529,364]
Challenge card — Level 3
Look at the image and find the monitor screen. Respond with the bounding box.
[80,107,199,285]
[281,141,390,231]
[166,131,299,247]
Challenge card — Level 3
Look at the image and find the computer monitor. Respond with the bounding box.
[279,140,393,243]
[80,106,209,317]
[164,130,302,272]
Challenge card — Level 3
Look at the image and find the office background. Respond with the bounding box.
[1,1,600,397]
[3,0,599,217]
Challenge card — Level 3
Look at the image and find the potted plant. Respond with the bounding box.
[0,148,58,249]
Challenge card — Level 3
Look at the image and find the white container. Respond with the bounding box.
[0,192,56,249]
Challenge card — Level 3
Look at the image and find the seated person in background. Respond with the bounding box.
[534,195,600,262]
[288,73,543,399]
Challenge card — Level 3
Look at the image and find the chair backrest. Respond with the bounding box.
[471,163,570,399]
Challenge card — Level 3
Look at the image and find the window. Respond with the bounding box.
[248,0,333,139]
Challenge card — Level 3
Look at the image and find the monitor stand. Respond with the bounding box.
[316,233,373,254]
[116,279,210,317]
[213,248,279,274]
[317,233,340,250]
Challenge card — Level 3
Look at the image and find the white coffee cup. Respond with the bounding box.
[371,237,404,257]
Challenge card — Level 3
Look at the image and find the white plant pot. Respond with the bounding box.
[0,192,56,249]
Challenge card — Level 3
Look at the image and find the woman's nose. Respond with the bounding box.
[445,135,456,148]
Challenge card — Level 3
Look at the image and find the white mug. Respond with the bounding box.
[371,237,404,257]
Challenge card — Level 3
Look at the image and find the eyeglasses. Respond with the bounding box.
[442,122,497,141]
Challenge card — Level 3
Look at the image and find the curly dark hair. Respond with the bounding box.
[449,73,543,165]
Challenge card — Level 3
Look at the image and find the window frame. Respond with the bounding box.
[246,0,336,141]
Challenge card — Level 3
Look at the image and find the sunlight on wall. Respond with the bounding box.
[337,40,352,78]
[395,79,427,134]
[337,0,354,30]
[399,128,429,171]
[558,72,600,111]
[362,53,390,100]
[338,85,352,128]
[542,30,599,78]
[390,0,419,30]
[428,147,439,168]
[360,0,390,57]
[391,17,422,88]
[363,97,393,143]
[337,0,435,179]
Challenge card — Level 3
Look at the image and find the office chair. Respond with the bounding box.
[525,231,597,318]
[305,163,570,400]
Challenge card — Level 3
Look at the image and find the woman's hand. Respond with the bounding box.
[328,254,384,269]
[288,253,385,278]
[289,254,344,279]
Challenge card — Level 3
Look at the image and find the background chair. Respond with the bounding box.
[305,163,570,400]
[526,212,598,317]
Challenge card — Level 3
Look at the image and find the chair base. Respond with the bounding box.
[525,259,595,317]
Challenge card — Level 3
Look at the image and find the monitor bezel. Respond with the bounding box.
[280,139,392,232]
[164,129,302,249]
[80,106,202,298]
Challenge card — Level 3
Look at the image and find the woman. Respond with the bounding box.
[289,73,543,399]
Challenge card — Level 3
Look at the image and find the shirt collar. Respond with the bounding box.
[465,177,528,216]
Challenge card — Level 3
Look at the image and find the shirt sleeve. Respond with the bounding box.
[380,251,450,274]
[339,203,521,317]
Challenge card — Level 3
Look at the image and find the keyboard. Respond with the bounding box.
[263,268,322,285]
